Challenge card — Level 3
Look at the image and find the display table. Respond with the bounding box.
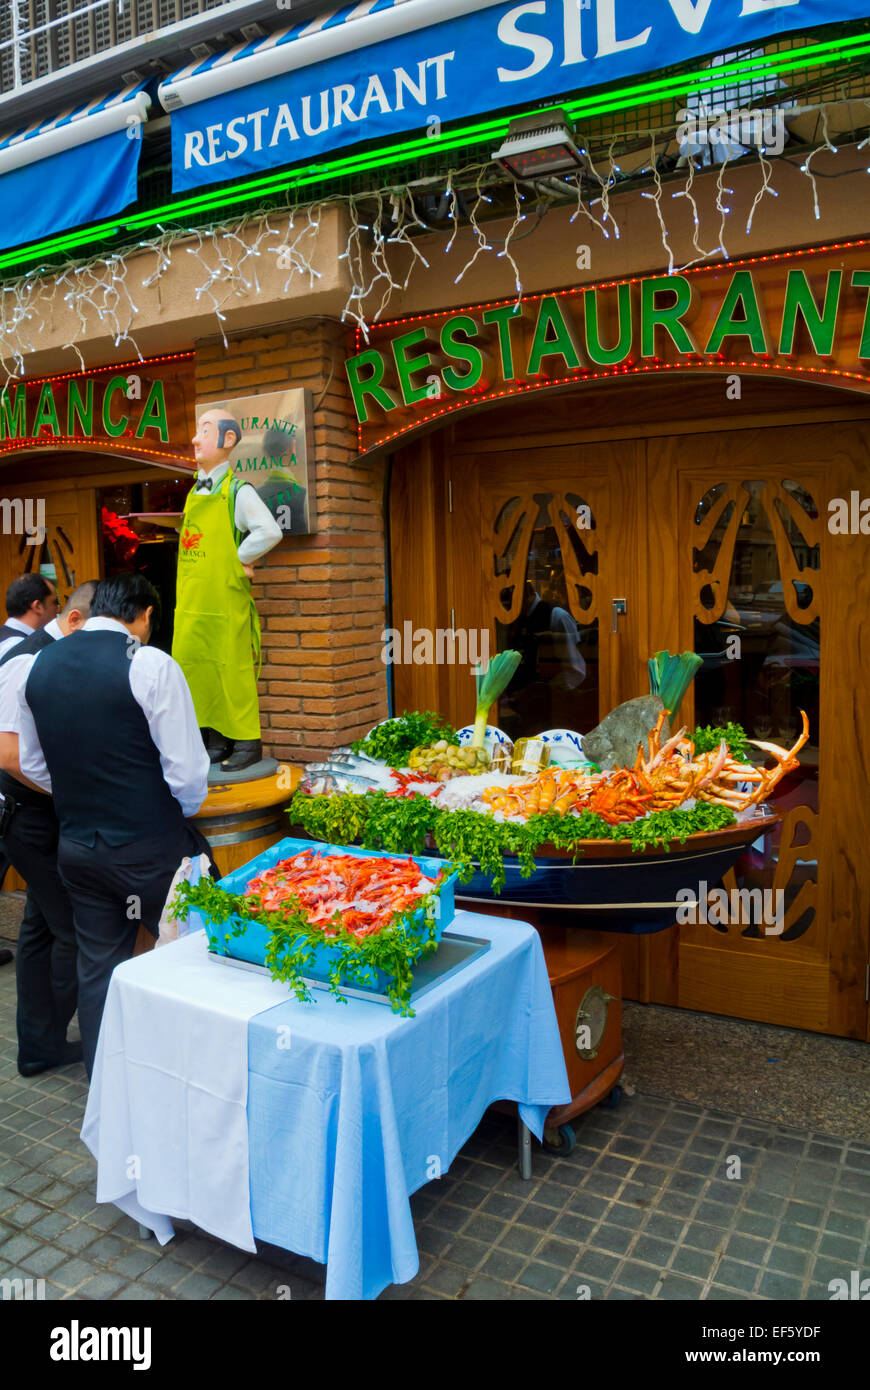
[81,911,570,1301]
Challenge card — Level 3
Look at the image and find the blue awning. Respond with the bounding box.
[160,0,870,197]
[0,82,150,253]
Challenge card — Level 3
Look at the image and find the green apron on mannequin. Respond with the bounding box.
[172,472,261,741]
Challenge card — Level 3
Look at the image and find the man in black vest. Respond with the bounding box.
[0,572,59,965]
[0,580,97,1074]
[19,572,214,1077]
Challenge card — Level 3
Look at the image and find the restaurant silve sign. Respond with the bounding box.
[346,241,870,457]
[0,352,196,468]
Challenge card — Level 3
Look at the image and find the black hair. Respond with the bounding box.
[6,573,53,618]
[91,572,162,633]
[216,416,242,449]
[61,579,98,620]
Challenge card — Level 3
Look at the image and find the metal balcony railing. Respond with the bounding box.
[0,0,274,97]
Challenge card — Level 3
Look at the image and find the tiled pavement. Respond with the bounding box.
[1,951,869,1301]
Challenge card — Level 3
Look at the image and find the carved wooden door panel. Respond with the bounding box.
[645,421,870,1039]
[0,485,100,607]
[448,441,643,746]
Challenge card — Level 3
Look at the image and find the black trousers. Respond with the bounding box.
[58,822,218,1079]
[2,803,78,1062]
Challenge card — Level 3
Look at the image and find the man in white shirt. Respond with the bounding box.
[18,571,215,1077]
[0,574,59,662]
[0,580,96,1074]
[172,409,283,773]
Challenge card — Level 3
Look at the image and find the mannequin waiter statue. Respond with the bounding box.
[173,409,282,772]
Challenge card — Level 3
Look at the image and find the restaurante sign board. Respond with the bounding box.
[0,352,196,468]
[346,241,870,457]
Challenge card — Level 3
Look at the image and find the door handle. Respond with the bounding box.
[612,598,627,634]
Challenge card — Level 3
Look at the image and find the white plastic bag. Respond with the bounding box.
[156,853,212,948]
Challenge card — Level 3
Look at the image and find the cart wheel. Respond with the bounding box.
[542,1123,576,1156]
[599,1084,624,1110]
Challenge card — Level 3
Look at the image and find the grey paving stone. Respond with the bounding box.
[808,1257,859,1296]
[715,1259,760,1293]
[671,1245,717,1280]
[429,1202,469,1233]
[444,1181,489,1210]
[601,1203,645,1230]
[644,1212,687,1242]
[443,1235,490,1271]
[479,1248,526,1283]
[824,1208,869,1241]
[141,1258,194,1293]
[460,1211,505,1246]
[5,1200,46,1228]
[516,1260,564,1294]
[30,1212,74,1241]
[695,1202,736,1229]
[84,1233,127,1264]
[460,1274,513,1300]
[777,1221,819,1251]
[518,1203,558,1232]
[422,1262,471,1296]
[766,1245,811,1278]
[9,1171,53,1197]
[743,1191,786,1218]
[77,1272,127,1299]
[758,1269,804,1299]
[52,1257,96,1291]
[109,1247,162,1279]
[818,1231,863,1263]
[209,1285,252,1300]
[54,1223,98,1254]
[497,1224,541,1257]
[631,1235,674,1270]
[724,1232,769,1265]
[614,1261,661,1295]
[658,1273,705,1300]
[572,1251,619,1278]
[580,1172,623,1198]
[536,1237,578,1270]
[568,1192,610,1220]
[114,1284,163,1300]
[669,1173,707,1196]
[0,1232,39,1262]
[590,1223,634,1256]
[20,1245,65,1276]
[481,1193,524,1222]
[735,1210,778,1240]
[175,1271,223,1299]
[829,1188,869,1217]
[197,1246,250,1281]
[416,1226,452,1257]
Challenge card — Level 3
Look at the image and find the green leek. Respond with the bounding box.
[472,650,521,748]
[648,650,703,723]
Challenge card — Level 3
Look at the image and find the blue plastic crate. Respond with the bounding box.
[186,837,457,991]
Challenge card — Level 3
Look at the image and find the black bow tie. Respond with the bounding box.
[196,474,214,492]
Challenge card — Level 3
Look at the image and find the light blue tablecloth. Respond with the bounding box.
[245,909,570,1300]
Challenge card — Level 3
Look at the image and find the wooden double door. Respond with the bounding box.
[391,403,870,1041]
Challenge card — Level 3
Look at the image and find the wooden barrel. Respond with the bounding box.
[193,767,302,877]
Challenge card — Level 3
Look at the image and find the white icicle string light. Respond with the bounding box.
[496,181,526,303]
[568,170,609,239]
[454,165,495,285]
[745,143,777,234]
[672,156,716,272]
[714,157,734,261]
[585,139,621,240]
[800,105,838,221]
[641,136,675,275]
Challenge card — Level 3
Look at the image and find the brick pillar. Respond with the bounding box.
[194,320,388,762]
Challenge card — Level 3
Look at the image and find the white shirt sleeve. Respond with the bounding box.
[129,646,210,817]
[234,483,283,565]
[17,663,52,794]
[0,652,36,734]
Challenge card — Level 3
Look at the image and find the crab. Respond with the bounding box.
[633,710,810,812]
